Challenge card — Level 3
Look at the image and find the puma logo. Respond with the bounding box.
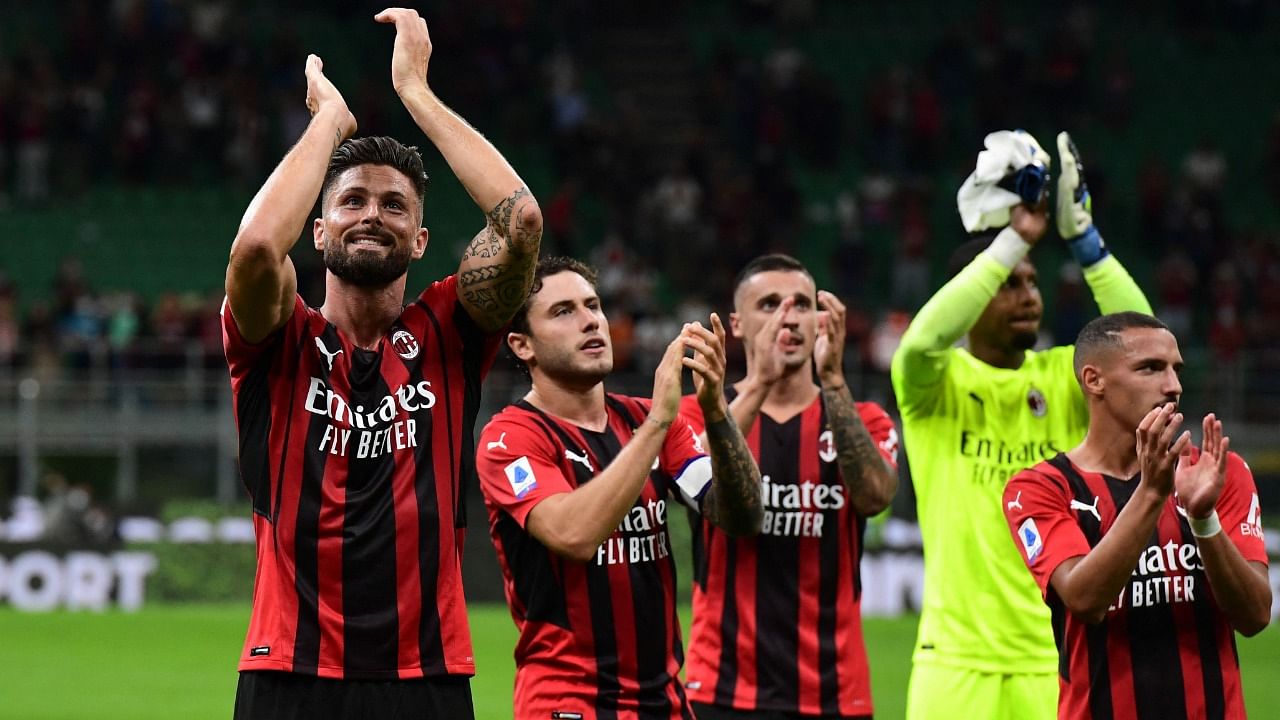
[1070,496,1101,523]
[564,448,594,473]
[314,337,343,372]
[486,432,508,452]
[1007,490,1023,511]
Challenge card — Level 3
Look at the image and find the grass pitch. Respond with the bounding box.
[1,603,1276,718]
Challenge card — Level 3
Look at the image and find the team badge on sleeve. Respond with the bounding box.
[1018,517,1044,563]
[504,456,538,499]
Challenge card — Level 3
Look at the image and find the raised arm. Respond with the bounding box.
[892,205,1047,392]
[685,315,764,537]
[815,291,896,515]
[375,8,542,331]
[1055,132,1152,316]
[225,56,357,342]
[525,336,687,563]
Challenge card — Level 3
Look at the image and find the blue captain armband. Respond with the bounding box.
[1066,225,1109,267]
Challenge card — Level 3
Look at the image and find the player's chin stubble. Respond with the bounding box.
[324,238,413,287]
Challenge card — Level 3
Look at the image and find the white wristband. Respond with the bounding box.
[1188,510,1222,538]
[984,226,1034,269]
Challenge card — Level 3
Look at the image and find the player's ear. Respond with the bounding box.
[313,218,325,251]
[412,226,428,260]
[507,331,535,364]
[1079,364,1104,397]
[728,312,744,339]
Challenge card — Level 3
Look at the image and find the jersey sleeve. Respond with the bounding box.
[891,250,1012,411]
[221,294,305,377]
[857,401,900,469]
[678,394,706,433]
[1003,467,1092,599]
[1213,452,1268,565]
[416,275,505,378]
[1080,254,1153,316]
[662,407,713,511]
[475,417,575,528]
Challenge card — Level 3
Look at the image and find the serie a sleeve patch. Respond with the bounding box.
[504,456,538,499]
[1018,517,1044,564]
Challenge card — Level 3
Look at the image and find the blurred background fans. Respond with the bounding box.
[0,1,1277,715]
[3,0,1278,524]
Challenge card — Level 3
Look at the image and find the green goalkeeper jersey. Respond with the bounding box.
[892,246,1150,674]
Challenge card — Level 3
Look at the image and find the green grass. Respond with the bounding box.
[0,604,1277,719]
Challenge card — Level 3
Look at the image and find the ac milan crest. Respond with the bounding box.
[1027,386,1047,417]
[392,329,419,360]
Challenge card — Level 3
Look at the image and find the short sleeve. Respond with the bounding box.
[414,275,505,379]
[856,401,900,469]
[660,408,712,511]
[678,394,705,433]
[1215,452,1268,565]
[222,294,305,376]
[1003,468,1092,599]
[476,417,574,528]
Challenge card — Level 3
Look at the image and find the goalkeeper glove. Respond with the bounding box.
[1056,131,1108,266]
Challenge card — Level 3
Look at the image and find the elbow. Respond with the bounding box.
[1062,593,1111,626]
[1234,605,1272,638]
[544,529,603,564]
[852,472,897,517]
[511,198,543,251]
[229,232,286,267]
[718,505,764,538]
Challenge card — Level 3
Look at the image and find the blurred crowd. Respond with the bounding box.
[0,0,1278,394]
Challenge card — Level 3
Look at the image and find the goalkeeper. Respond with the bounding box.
[892,131,1152,719]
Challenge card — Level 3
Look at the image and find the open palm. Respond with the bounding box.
[1174,414,1229,519]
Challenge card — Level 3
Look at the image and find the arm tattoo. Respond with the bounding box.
[701,415,764,537]
[823,385,895,513]
[461,226,504,261]
[458,187,542,329]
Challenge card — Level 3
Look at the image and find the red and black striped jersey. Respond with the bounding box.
[222,276,500,680]
[1004,451,1268,720]
[476,394,713,720]
[680,393,899,717]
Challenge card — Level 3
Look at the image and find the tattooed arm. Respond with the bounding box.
[815,291,897,515]
[685,316,764,537]
[377,8,542,331]
[823,383,897,515]
[226,55,357,343]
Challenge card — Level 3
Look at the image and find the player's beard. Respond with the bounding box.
[323,229,413,287]
[1011,329,1038,351]
[535,342,613,390]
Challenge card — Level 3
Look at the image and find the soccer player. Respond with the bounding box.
[679,254,900,719]
[222,10,541,719]
[893,133,1152,720]
[474,256,763,719]
[1003,312,1270,718]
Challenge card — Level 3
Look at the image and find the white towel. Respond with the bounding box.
[956,130,1051,233]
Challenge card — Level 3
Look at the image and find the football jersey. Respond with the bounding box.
[222,276,500,679]
[894,344,1085,673]
[476,394,713,720]
[891,250,1150,675]
[1005,451,1267,719]
[680,392,899,717]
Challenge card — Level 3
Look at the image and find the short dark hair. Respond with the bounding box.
[509,256,600,336]
[732,253,813,308]
[507,256,599,379]
[321,136,430,212]
[1072,311,1170,379]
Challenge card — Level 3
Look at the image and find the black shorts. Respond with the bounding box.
[689,702,871,720]
[233,671,474,720]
